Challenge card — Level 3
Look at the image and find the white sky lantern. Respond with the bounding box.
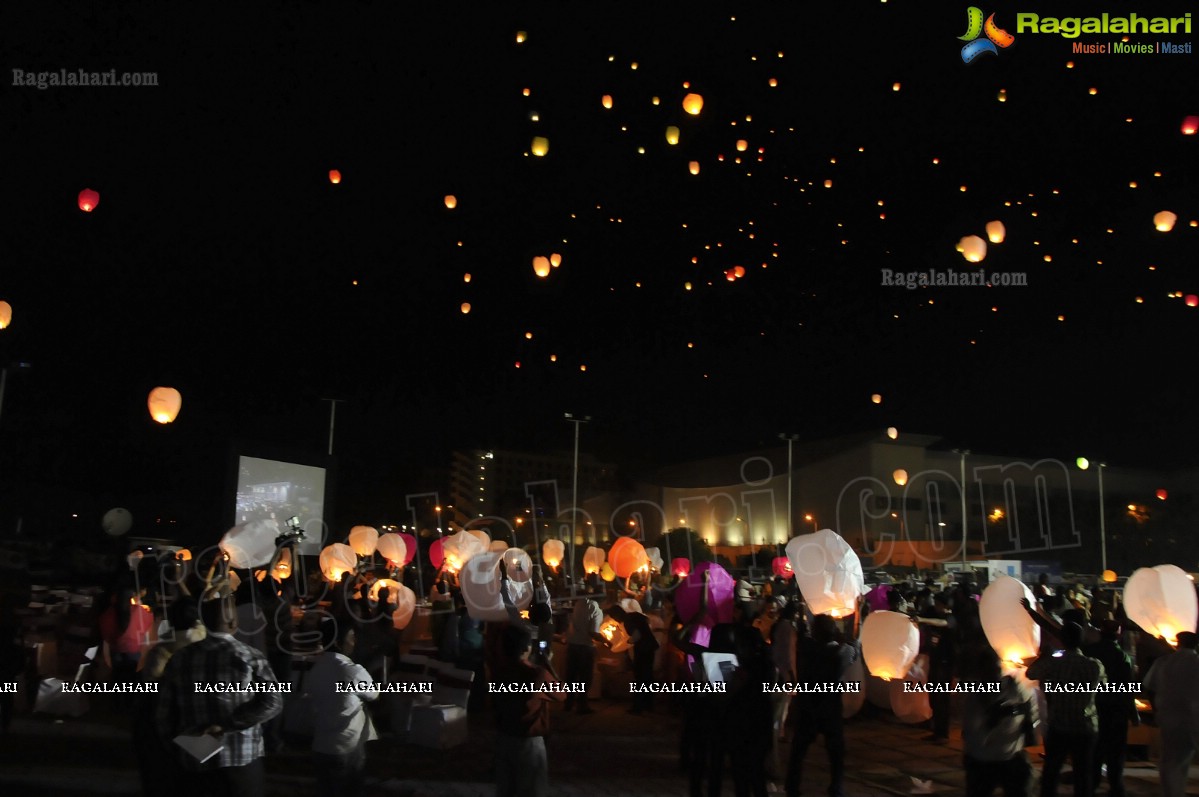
[369,577,402,606]
[468,529,491,547]
[1124,564,1198,647]
[220,519,279,569]
[861,610,920,680]
[0,301,11,329]
[489,539,509,552]
[979,574,1041,666]
[270,547,292,580]
[986,220,1006,244]
[502,547,533,582]
[682,93,704,115]
[583,546,605,574]
[348,525,379,557]
[391,584,417,629]
[320,543,358,582]
[886,427,898,439]
[645,546,664,572]
[957,235,987,263]
[102,507,133,536]
[785,529,867,617]
[442,530,487,572]
[531,136,549,156]
[462,551,533,620]
[147,386,182,424]
[375,532,408,565]
[542,539,565,569]
[1154,211,1178,232]
[533,256,551,277]
[666,125,680,145]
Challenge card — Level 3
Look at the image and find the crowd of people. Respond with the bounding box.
[4,555,1199,797]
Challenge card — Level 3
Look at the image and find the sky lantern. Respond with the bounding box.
[672,558,691,578]
[533,256,551,277]
[957,235,987,263]
[676,562,735,624]
[665,125,680,145]
[886,427,898,439]
[1182,116,1198,135]
[102,507,133,536]
[269,548,292,580]
[460,302,471,314]
[583,546,605,574]
[0,301,11,330]
[600,562,616,582]
[515,31,527,43]
[861,610,920,680]
[218,520,278,568]
[733,265,746,278]
[1157,489,1169,501]
[468,529,491,547]
[608,536,648,578]
[1101,569,1118,583]
[462,551,533,621]
[77,188,99,212]
[368,577,402,606]
[785,530,866,617]
[328,169,341,184]
[601,94,613,109]
[1154,211,1177,232]
[1124,565,1198,647]
[736,139,748,152]
[986,220,1006,244]
[444,194,457,209]
[549,253,562,268]
[319,543,358,583]
[542,539,565,569]
[682,93,704,115]
[390,584,418,630]
[892,469,908,486]
[689,161,700,175]
[979,575,1041,666]
[442,530,487,572]
[147,387,182,424]
[348,525,379,557]
[771,556,793,578]
[871,393,882,404]
[1187,295,1199,308]
[531,136,549,156]
[376,532,408,566]
[428,537,445,569]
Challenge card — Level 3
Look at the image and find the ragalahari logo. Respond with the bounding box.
[959,7,1016,63]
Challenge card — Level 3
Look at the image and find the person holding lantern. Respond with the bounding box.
[785,614,856,797]
[608,603,659,714]
[1143,630,1199,797]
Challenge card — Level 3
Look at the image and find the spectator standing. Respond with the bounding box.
[1143,631,1199,797]
[563,597,603,714]
[493,624,566,797]
[307,621,378,797]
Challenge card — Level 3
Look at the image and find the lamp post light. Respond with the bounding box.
[779,433,799,539]
[804,513,817,533]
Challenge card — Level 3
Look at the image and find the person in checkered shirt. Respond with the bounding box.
[156,591,284,797]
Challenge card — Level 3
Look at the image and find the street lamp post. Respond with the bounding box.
[779,433,799,540]
[1077,458,1108,573]
[953,449,970,567]
[565,413,592,592]
[804,513,817,533]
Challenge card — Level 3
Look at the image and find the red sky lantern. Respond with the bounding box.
[1186,295,1198,308]
[672,557,691,577]
[1182,116,1199,135]
[328,169,341,184]
[1156,489,1168,501]
[772,556,793,578]
[78,188,100,212]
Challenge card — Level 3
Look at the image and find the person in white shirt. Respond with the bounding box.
[1143,631,1199,797]
[306,620,379,796]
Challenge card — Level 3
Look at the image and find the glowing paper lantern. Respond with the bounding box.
[682,93,704,115]
[461,551,533,621]
[549,253,562,267]
[957,235,988,263]
[583,546,606,574]
[531,136,549,156]
[733,265,746,278]
[600,616,631,653]
[542,539,565,569]
[871,393,882,404]
[369,578,402,605]
[147,387,182,424]
[397,532,418,565]
[1157,489,1169,501]
[319,543,358,582]
[0,301,10,330]
[468,530,491,548]
[771,556,793,578]
[785,529,866,617]
[220,520,280,569]
[601,94,613,109]
[886,427,898,440]
[489,540,509,552]
[1123,564,1198,646]
[1154,211,1178,232]
[890,655,932,723]
[78,188,100,212]
[348,525,379,557]
[645,547,664,572]
[1187,295,1199,308]
[444,195,458,209]
[608,536,648,578]
[442,530,487,571]
[672,558,691,577]
[893,469,908,486]
[1182,116,1199,135]
[270,548,292,580]
[986,220,1006,244]
[515,31,527,43]
[665,126,680,145]
[328,170,341,184]
[1102,569,1118,583]
[533,256,551,277]
[502,547,533,582]
[978,574,1041,665]
[391,584,417,630]
[600,562,616,582]
[428,537,445,569]
[102,507,133,536]
[460,302,471,314]
[376,533,408,566]
[689,161,700,175]
[861,610,920,680]
[676,562,735,624]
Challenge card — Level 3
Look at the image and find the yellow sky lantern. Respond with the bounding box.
[531,136,549,156]
[515,31,527,43]
[602,94,613,109]
[682,93,703,115]
[986,220,1006,244]
[147,387,182,424]
[0,301,11,330]
[736,139,748,152]
[1154,211,1177,232]
[533,256,551,277]
[542,539,565,569]
[665,125,680,145]
[957,235,987,263]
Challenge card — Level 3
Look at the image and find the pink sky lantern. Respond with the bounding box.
[78,188,100,212]
[672,557,691,577]
[865,584,892,612]
[428,537,445,569]
[1182,115,1199,135]
[397,532,417,564]
[676,562,735,624]
[771,556,793,578]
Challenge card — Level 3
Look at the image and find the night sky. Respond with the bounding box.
[1,2,1196,538]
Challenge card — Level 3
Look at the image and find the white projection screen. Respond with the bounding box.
[234,456,326,555]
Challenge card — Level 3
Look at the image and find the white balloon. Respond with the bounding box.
[489,540,509,553]
[461,552,533,621]
[220,520,279,569]
[785,530,867,616]
[979,575,1041,665]
[102,508,133,537]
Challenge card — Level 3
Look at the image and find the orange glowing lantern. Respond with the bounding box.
[986,220,1006,244]
[600,562,616,582]
[542,539,565,569]
[665,126,680,145]
[444,195,458,209]
[689,161,700,175]
[147,387,182,424]
[682,93,704,115]
[0,301,11,330]
[549,253,562,268]
[602,94,613,109]
[1187,295,1199,308]
[461,302,472,314]
[376,533,408,566]
[78,188,99,212]
[672,558,691,577]
[533,256,551,277]
[1157,489,1169,501]
[733,265,746,278]
[1102,569,1117,583]
[328,170,341,184]
[531,136,549,156]
[736,139,748,152]
[886,427,898,439]
[1154,211,1177,232]
[957,235,987,263]
[608,536,648,578]
[871,393,882,404]
[270,548,292,580]
[893,469,908,486]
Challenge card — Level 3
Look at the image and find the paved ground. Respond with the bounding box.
[1,692,1196,796]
